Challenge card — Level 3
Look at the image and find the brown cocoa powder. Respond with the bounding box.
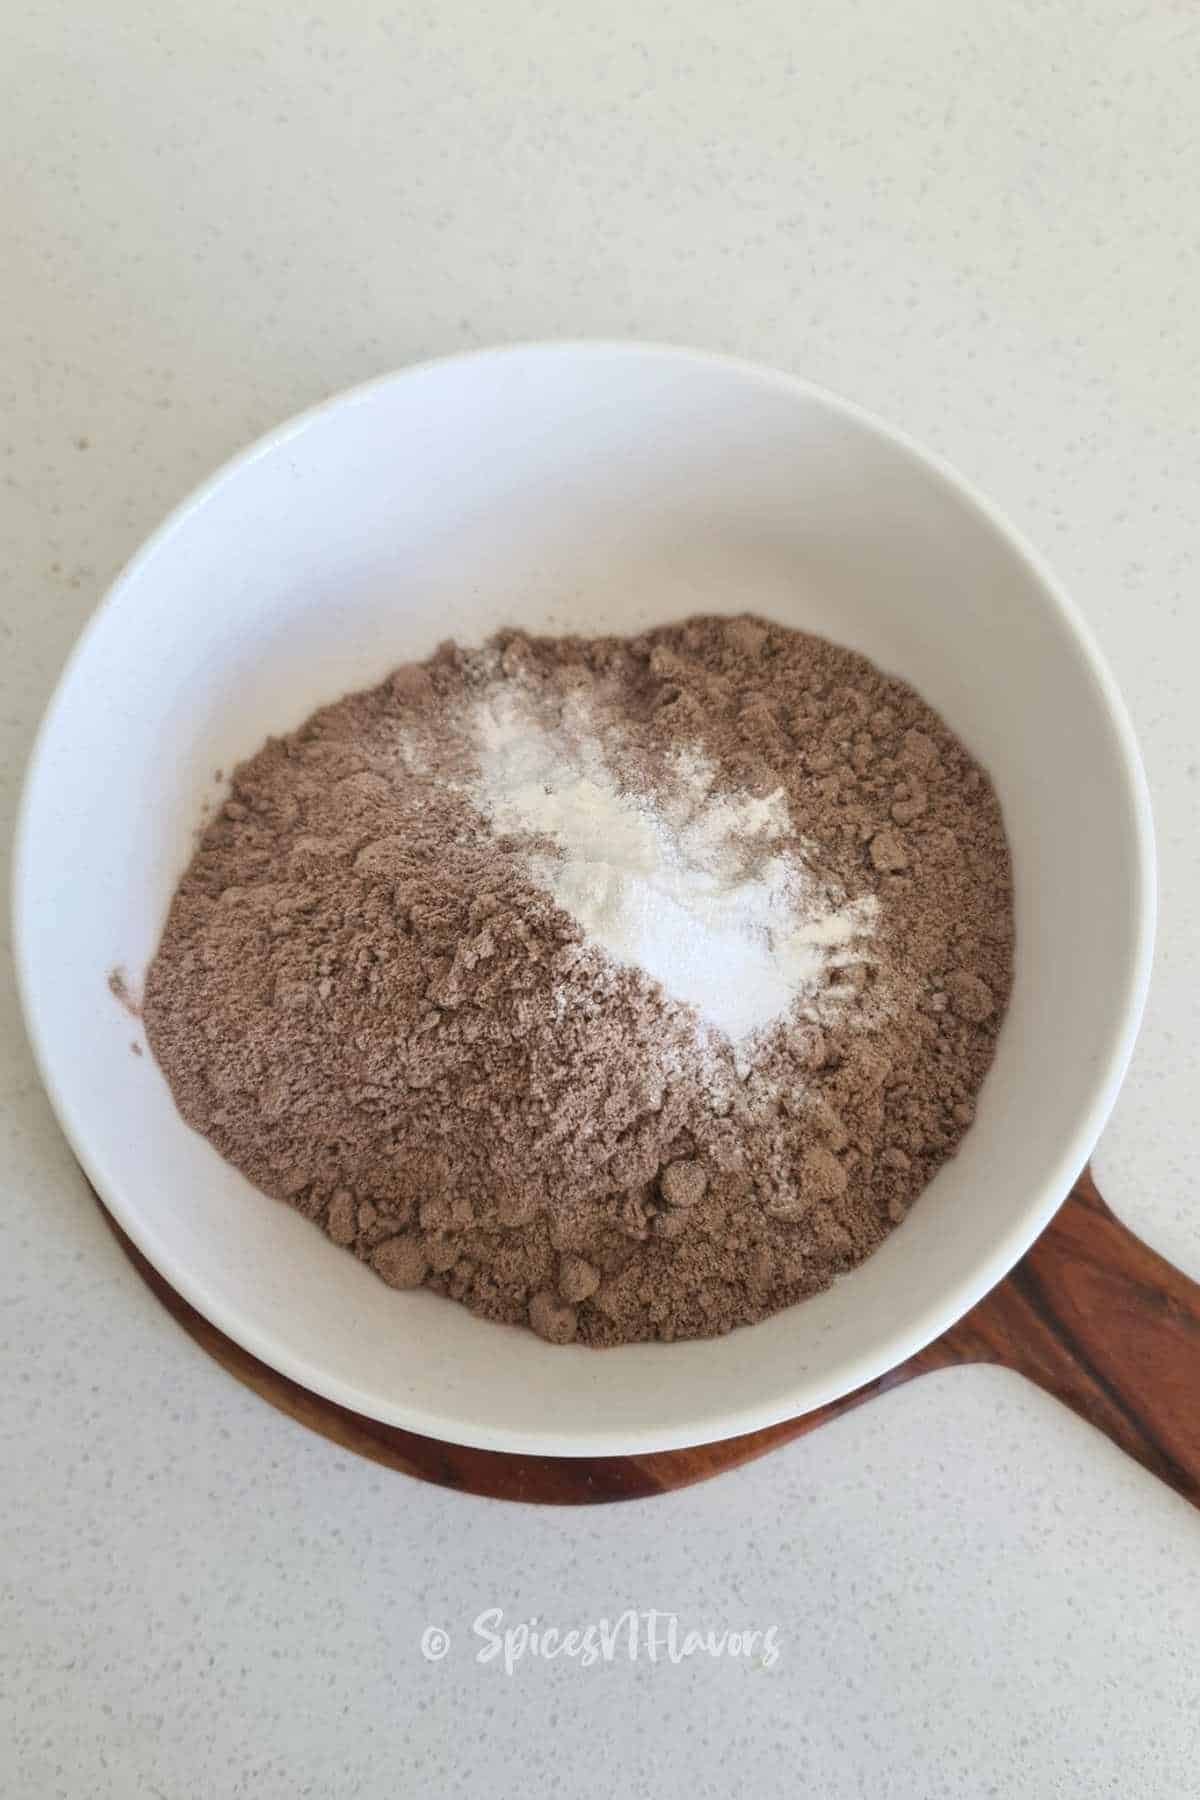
[142,616,1013,1346]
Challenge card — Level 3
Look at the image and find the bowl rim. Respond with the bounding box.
[12,340,1157,1456]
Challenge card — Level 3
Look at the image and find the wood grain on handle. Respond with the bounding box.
[926,1166,1200,1506]
[90,1166,1200,1507]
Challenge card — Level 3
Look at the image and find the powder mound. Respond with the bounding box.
[142,615,1014,1346]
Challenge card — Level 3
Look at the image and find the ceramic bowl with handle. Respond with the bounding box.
[13,343,1155,1456]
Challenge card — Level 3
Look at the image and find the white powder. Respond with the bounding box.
[469,689,878,1044]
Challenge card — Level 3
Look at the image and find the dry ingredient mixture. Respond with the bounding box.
[142,616,1014,1346]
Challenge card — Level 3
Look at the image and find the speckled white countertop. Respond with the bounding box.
[4,3,1200,1794]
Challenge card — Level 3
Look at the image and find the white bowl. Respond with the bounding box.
[13,343,1154,1456]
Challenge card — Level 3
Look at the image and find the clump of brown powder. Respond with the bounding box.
[142,617,1013,1346]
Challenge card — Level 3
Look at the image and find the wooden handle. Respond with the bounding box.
[89,1167,1200,1506]
[922,1167,1200,1505]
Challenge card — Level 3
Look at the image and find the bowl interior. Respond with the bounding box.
[14,345,1152,1454]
